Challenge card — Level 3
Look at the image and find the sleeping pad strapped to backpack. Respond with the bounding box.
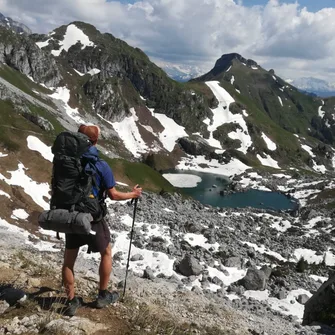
[38,131,107,235]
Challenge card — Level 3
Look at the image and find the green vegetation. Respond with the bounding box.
[0,100,54,151]
[102,155,175,193]
[0,63,52,98]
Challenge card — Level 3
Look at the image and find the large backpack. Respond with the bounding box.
[50,131,106,221]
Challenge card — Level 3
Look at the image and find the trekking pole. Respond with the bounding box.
[122,196,138,300]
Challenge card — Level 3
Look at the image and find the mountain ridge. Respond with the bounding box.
[0,12,32,35]
[1,20,335,177]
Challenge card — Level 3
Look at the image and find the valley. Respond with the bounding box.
[0,13,335,335]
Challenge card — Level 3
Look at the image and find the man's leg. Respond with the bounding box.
[99,243,112,290]
[62,248,79,300]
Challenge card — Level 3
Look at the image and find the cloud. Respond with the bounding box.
[1,0,335,81]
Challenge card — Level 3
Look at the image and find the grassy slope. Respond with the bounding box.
[0,96,173,194]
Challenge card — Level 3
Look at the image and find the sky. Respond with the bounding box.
[1,0,335,82]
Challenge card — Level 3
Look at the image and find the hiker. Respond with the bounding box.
[61,124,142,316]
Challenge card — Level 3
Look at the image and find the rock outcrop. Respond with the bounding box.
[303,274,335,327]
[0,27,62,87]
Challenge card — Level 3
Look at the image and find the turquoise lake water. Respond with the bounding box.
[167,170,297,211]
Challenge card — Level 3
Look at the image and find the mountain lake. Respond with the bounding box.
[163,170,298,211]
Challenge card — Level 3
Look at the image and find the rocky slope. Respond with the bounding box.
[1,21,335,334]
[1,166,335,334]
[0,12,32,35]
[1,20,334,174]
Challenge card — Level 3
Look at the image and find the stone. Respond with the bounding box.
[303,275,335,325]
[113,251,124,262]
[176,254,202,277]
[211,276,224,287]
[297,294,310,305]
[277,290,287,300]
[260,265,272,279]
[239,268,268,291]
[0,300,9,315]
[130,254,144,261]
[143,266,155,280]
[224,256,243,269]
[27,277,41,287]
[191,286,203,295]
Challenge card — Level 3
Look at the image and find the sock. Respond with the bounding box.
[99,289,108,297]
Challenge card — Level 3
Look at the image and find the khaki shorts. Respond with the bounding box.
[65,219,111,253]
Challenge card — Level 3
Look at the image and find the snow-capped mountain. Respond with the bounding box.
[287,77,335,97]
[0,12,32,35]
[159,62,206,82]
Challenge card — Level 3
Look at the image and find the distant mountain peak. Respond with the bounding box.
[194,53,259,81]
[0,12,32,35]
[289,77,335,97]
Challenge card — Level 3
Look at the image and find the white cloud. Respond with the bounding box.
[1,0,335,80]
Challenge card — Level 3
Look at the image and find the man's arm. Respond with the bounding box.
[107,184,142,200]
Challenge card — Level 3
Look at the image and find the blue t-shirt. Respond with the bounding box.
[94,160,116,193]
[82,146,116,197]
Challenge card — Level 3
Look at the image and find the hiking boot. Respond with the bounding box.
[64,296,81,317]
[95,290,119,309]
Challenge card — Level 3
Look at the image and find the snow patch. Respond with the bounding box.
[230,75,235,85]
[257,154,280,169]
[293,248,335,266]
[150,111,188,152]
[0,163,50,210]
[241,241,286,261]
[301,144,315,158]
[36,40,50,49]
[244,289,311,320]
[27,136,53,162]
[205,81,252,154]
[87,68,101,75]
[0,190,10,199]
[49,87,85,124]
[177,155,249,177]
[74,69,85,76]
[183,233,220,251]
[111,108,149,158]
[11,209,29,220]
[162,174,202,188]
[278,96,283,106]
[261,133,277,151]
[51,24,94,57]
[318,100,325,118]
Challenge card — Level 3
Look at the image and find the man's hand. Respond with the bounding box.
[132,184,142,198]
[107,184,142,201]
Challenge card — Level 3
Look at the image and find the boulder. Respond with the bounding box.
[297,294,310,305]
[143,266,155,280]
[176,254,202,277]
[303,274,335,326]
[239,268,268,291]
[130,254,144,261]
[0,300,9,315]
[277,290,287,300]
[224,256,243,269]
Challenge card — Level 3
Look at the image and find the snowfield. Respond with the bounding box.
[162,174,202,188]
[49,87,86,124]
[261,133,277,151]
[51,24,95,57]
[205,81,252,154]
[27,136,53,162]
